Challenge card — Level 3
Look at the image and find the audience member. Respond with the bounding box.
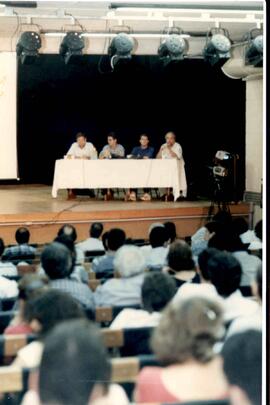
[143,225,169,268]
[163,221,177,244]
[135,296,228,403]
[92,228,125,275]
[2,227,36,264]
[164,240,199,287]
[231,217,253,244]
[94,245,146,307]
[110,272,176,329]
[0,274,18,299]
[0,237,17,276]
[248,220,263,258]
[191,221,223,258]
[12,289,85,369]
[222,330,262,405]
[57,224,84,264]
[41,242,94,310]
[4,273,49,335]
[77,222,104,252]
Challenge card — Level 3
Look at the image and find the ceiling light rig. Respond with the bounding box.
[16,31,41,64]
[203,27,231,67]
[59,31,85,65]
[244,28,263,67]
[108,32,135,69]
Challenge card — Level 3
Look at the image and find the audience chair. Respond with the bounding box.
[0,335,37,365]
[0,297,17,312]
[95,304,141,325]
[102,327,154,356]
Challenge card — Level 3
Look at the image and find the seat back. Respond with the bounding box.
[0,297,17,312]
[0,334,37,364]
[121,327,154,357]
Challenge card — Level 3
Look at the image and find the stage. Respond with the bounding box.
[0,185,252,245]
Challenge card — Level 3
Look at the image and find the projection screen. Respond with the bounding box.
[0,52,18,179]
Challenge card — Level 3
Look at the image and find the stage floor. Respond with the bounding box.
[0,184,211,215]
[0,184,251,244]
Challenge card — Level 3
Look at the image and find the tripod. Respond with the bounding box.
[207,175,230,220]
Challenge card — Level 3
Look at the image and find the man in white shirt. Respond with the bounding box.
[156,131,187,200]
[77,222,104,253]
[66,132,97,199]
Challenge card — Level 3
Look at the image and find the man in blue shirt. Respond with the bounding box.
[126,134,155,201]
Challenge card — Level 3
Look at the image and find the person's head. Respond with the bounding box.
[114,245,146,278]
[198,248,220,282]
[151,296,224,366]
[149,226,168,248]
[41,242,73,280]
[167,240,195,272]
[165,131,176,146]
[54,234,76,270]
[212,210,232,225]
[76,132,87,148]
[204,221,223,241]
[90,222,103,239]
[142,272,176,313]
[255,220,262,241]
[222,330,262,405]
[102,231,109,251]
[107,228,126,252]
[15,227,30,245]
[163,221,177,243]
[107,132,117,148]
[57,224,77,243]
[207,251,242,297]
[139,134,149,148]
[18,274,49,318]
[231,217,249,236]
[208,224,245,252]
[24,289,85,338]
[0,238,5,257]
[39,319,111,405]
[148,222,164,236]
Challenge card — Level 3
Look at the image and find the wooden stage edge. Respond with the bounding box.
[0,201,252,245]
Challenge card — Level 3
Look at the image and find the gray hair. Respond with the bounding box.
[114,245,146,278]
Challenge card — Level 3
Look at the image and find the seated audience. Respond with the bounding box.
[2,227,36,264]
[110,272,176,329]
[12,289,85,369]
[77,222,104,252]
[92,228,126,275]
[0,274,18,299]
[0,237,17,276]
[248,219,262,259]
[41,242,94,310]
[191,221,223,258]
[222,330,262,405]
[163,240,199,287]
[94,245,146,307]
[232,217,255,244]
[143,225,169,269]
[163,221,177,244]
[206,250,259,323]
[57,224,84,265]
[4,273,49,335]
[135,296,228,403]
[227,264,262,337]
[22,319,129,405]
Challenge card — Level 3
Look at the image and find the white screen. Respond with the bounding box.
[0,52,18,179]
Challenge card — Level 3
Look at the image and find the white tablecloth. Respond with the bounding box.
[52,159,187,200]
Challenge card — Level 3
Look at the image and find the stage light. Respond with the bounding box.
[16,31,41,65]
[158,34,188,63]
[59,32,85,65]
[108,32,135,69]
[245,29,263,67]
[203,28,231,67]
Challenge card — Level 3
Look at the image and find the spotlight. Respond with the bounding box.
[158,34,188,63]
[108,33,135,69]
[244,29,263,67]
[59,32,85,64]
[16,31,41,64]
[203,28,231,67]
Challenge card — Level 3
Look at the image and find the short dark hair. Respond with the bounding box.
[208,224,246,252]
[57,224,77,243]
[222,330,262,405]
[18,274,49,301]
[0,238,5,256]
[231,217,249,236]
[212,210,232,225]
[142,272,176,312]
[41,242,73,280]
[207,251,242,297]
[54,234,76,271]
[76,132,86,139]
[140,133,149,140]
[107,131,117,140]
[167,240,195,272]
[149,226,168,248]
[255,220,262,241]
[198,248,220,281]
[204,221,223,235]
[15,227,30,244]
[163,222,177,243]
[107,228,126,251]
[90,222,103,238]
[102,231,109,251]
[39,319,111,405]
[24,289,85,338]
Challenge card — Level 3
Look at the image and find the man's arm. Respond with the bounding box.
[66,143,75,157]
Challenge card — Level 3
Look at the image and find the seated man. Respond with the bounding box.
[77,222,104,253]
[126,133,155,201]
[99,132,125,201]
[156,131,187,201]
[66,132,97,200]
[2,227,36,265]
[0,238,17,277]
